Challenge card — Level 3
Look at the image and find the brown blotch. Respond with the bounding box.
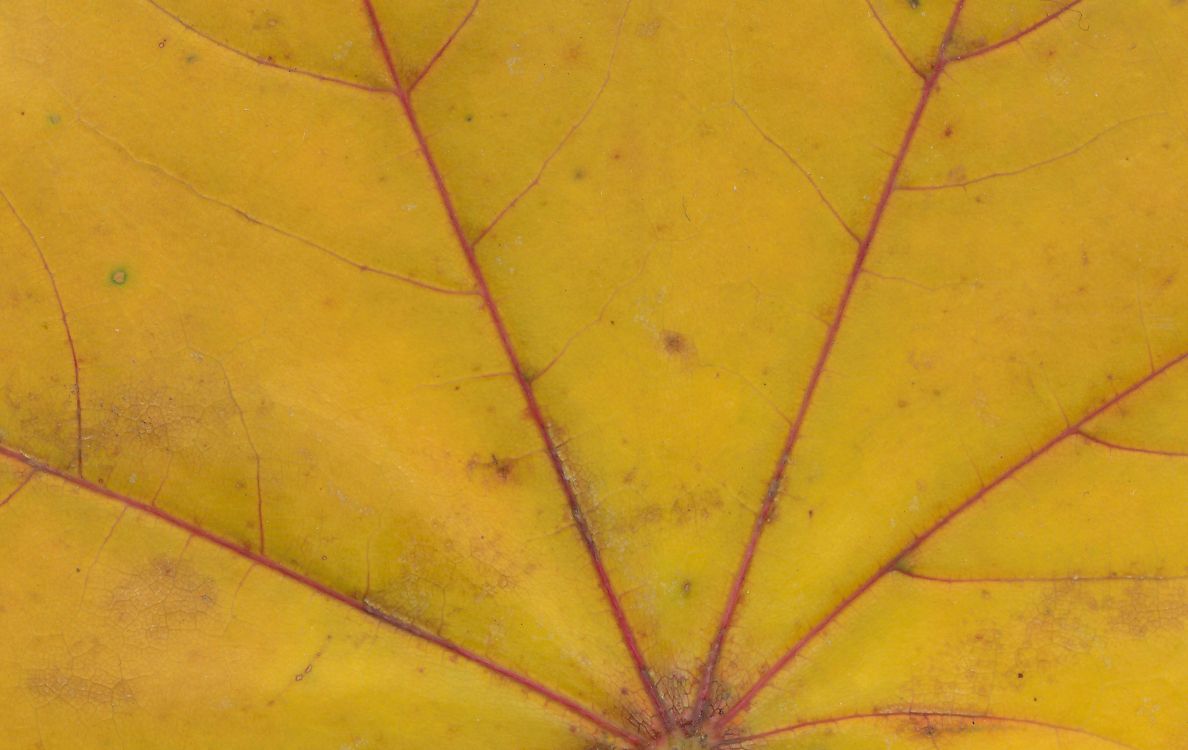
[662,330,687,355]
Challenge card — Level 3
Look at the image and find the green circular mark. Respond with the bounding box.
[47,113,61,125]
[109,268,128,286]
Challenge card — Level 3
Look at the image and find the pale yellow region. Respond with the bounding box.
[0,201,78,470]
[0,16,648,721]
[3,0,469,289]
[742,576,1187,749]
[372,0,478,87]
[721,0,1188,704]
[730,0,923,232]
[462,0,859,686]
[410,0,627,236]
[140,0,389,88]
[0,472,602,750]
[750,719,1134,750]
[868,0,960,72]
[904,0,1188,190]
[908,416,1188,580]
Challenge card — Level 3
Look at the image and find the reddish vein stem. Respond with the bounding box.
[714,349,1188,730]
[358,0,671,731]
[721,710,1139,749]
[691,1,970,724]
[0,444,641,745]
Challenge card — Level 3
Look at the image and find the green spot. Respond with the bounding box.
[109,268,128,286]
[185,54,199,64]
[47,113,60,125]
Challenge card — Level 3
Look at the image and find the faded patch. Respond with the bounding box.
[106,554,217,643]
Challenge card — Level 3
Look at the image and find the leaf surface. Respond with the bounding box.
[0,1,1185,748]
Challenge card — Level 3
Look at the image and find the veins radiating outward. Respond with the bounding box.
[691,0,972,725]
[142,0,393,94]
[357,0,675,733]
[694,0,1115,733]
[714,349,1188,731]
[719,711,1141,749]
[0,444,643,746]
[0,189,84,474]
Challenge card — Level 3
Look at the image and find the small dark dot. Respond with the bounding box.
[464,114,474,123]
[75,567,81,573]
[109,268,128,285]
[807,509,814,519]
[1017,672,1024,678]
[573,168,585,180]
[681,580,692,596]
[185,54,199,64]
[158,38,168,49]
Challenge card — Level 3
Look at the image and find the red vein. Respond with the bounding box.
[948,0,1086,64]
[0,189,84,474]
[692,1,969,724]
[897,569,1188,585]
[1077,429,1188,458]
[732,101,861,243]
[409,0,480,92]
[864,0,926,79]
[142,0,393,94]
[472,1,629,246]
[899,113,1162,191]
[715,349,1188,729]
[721,710,1139,749]
[77,120,475,297]
[0,443,640,745]
[358,0,671,732]
[0,471,36,510]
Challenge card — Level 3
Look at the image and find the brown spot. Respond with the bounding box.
[562,42,584,63]
[662,330,687,355]
[158,38,168,49]
[943,124,953,137]
[681,580,692,596]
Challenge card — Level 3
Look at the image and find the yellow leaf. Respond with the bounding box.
[1,0,1185,748]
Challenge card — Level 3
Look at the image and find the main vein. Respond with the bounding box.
[691,0,972,723]
[357,0,671,732]
[0,443,640,745]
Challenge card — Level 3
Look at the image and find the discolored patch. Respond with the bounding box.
[106,555,217,642]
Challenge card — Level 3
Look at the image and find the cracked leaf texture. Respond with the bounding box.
[1,0,1186,749]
